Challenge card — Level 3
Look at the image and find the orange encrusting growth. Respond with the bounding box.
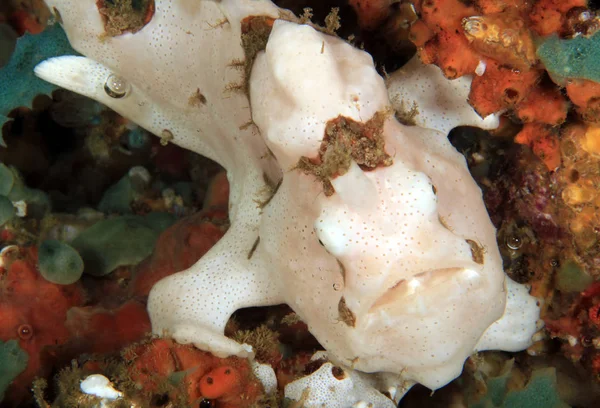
[469,61,541,117]
[566,80,600,123]
[516,85,569,126]
[0,247,85,405]
[412,0,481,78]
[64,300,151,354]
[199,366,242,399]
[474,0,530,14]
[514,123,561,171]
[408,0,596,171]
[125,338,264,407]
[529,0,588,36]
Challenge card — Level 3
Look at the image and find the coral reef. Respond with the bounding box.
[0,245,85,404]
[0,24,77,123]
[31,0,542,405]
[406,0,600,170]
[0,46,226,404]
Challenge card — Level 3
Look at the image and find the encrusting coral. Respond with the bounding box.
[34,0,541,405]
[406,0,600,171]
[0,243,154,405]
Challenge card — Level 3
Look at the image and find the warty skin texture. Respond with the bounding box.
[34,0,540,403]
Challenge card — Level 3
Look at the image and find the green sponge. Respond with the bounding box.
[0,196,15,226]
[0,163,51,217]
[0,163,14,196]
[38,239,85,284]
[0,340,28,402]
[555,260,593,293]
[468,360,569,408]
[537,31,600,85]
[71,213,176,276]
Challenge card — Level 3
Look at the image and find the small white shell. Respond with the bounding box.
[80,374,122,400]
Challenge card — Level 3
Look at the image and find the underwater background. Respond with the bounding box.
[2,0,600,407]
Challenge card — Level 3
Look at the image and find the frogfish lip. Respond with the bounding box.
[368,267,482,314]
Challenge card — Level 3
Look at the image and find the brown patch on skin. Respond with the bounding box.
[96,0,155,37]
[394,100,419,126]
[160,129,173,146]
[256,178,281,209]
[297,112,393,196]
[188,89,207,107]
[467,239,485,264]
[247,236,260,259]
[338,297,356,327]
[239,120,254,131]
[52,7,63,24]
[304,358,328,375]
[331,366,346,380]
[226,16,275,96]
[206,18,229,30]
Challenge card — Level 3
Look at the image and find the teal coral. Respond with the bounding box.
[0,340,28,402]
[71,213,177,276]
[0,24,78,125]
[38,239,85,284]
[537,31,600,85]
[469,361,570,408]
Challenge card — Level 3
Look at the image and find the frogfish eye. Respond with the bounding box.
[104,74,130,98]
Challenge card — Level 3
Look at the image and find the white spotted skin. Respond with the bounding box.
[35,0,540,396]
[387,56,500,134]
[284,362,399,408]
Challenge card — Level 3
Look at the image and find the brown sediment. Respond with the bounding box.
[96,0,155,37]
[296,111,393,196]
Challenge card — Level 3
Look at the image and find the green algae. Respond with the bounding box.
[468,360,570,408]
[97,174,137,214]
[555,260,594,293]
[70,213,176,276]
[38,239,85,284]
[0,163,50,219]
[98,167,151,214]
[0,196,15,226]
[0,340,28,402]
[0,163,15,195]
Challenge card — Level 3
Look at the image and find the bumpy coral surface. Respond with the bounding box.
[407,0,600,170]
[34,0,540,404]
[0,246,84,403]
[125,338,265,407]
